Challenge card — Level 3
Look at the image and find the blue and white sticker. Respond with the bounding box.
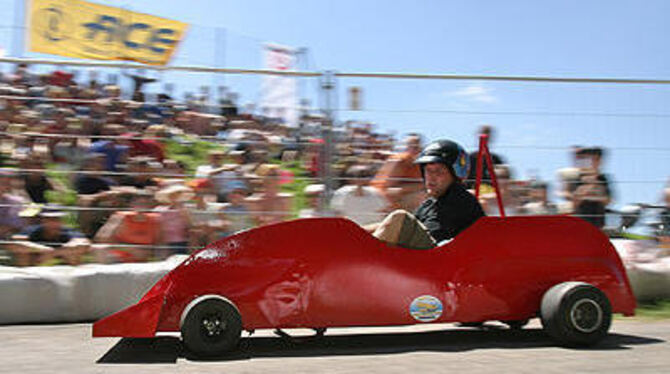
[410,295,443,322]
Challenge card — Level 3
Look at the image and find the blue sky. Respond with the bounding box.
[2,0,669,208]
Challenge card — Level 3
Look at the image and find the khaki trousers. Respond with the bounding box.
[372,210,436,249]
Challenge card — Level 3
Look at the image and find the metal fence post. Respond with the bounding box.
[319,70,337,214]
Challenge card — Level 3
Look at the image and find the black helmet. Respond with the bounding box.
[414,139,470,179]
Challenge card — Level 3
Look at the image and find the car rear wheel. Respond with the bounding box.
[181,298,242,357]
[540,282,611,346]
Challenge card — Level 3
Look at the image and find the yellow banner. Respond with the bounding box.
[27,0,188,65]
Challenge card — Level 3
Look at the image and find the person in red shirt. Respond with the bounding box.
[94,192,161,262]
[121,132,165,162]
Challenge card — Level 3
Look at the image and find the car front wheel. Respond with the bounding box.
[181,298,242,357]
[540,282,612,346]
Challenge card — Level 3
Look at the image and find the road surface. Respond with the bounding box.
[1,319,668,373]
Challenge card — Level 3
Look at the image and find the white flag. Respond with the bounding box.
[260,43,298,127]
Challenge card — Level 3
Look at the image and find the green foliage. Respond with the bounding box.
[45,189,78,207]
[164,139,313,217]
[634,300,670,320]
[164,138,226,173]
[44,168,79,228]
[280,162,312,217]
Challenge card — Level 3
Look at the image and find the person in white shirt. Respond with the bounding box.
[299,184,327,218]
[195,150,239,202]
[332,165,388,226]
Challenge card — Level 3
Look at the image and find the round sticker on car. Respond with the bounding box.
[410,295,443,322]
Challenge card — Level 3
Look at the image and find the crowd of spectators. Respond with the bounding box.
[0,63,667,266]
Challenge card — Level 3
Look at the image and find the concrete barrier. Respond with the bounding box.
[0,256,186,324]
[612,239,670,302]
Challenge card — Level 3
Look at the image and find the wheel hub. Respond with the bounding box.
[570,298,603,333]
[202,315,227,337]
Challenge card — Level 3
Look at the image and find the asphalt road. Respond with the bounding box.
[1,319,668,374]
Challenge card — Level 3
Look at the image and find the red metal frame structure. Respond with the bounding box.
[475,133,506,218]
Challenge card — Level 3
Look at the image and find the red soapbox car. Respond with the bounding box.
[93,137,636,356]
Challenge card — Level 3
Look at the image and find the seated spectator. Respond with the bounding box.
[121,131,165,162]
[119,157,158,189]
[479,165,520,216]
[154,159,187,187]
[52,120,89,167]
[10,134,34,158]
[220,180,254,236]
[246,164,293,226]
[89,124,129,172]
[331,165,388,225]
[521,180,558,215]
[195,149,239,202]
[74,154,122,238]
[155,184,193,258]
[93,191,161,262]
[186,179,226,248]
[20,156,60,204]
[74,153,114,195]
[370,133,425,212]
[298,184,326,218]
[0,170,27,241]
[9,207,90,266]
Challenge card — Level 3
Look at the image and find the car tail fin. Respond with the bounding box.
[92,293,164,338]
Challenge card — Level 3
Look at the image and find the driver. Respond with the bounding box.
[366,139,485,249]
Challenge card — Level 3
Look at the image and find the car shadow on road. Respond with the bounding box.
[97,327,665,364]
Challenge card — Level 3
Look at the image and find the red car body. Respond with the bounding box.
[93,214,635,338]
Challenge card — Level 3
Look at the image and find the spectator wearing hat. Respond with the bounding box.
[8,207,89,266]
[331,165,388,225]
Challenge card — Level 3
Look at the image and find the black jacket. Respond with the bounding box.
[414,182,485,242]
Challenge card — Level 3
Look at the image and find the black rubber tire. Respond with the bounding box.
[502,319,529,330]
[181,298,242,357]
[540,282,612,347]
